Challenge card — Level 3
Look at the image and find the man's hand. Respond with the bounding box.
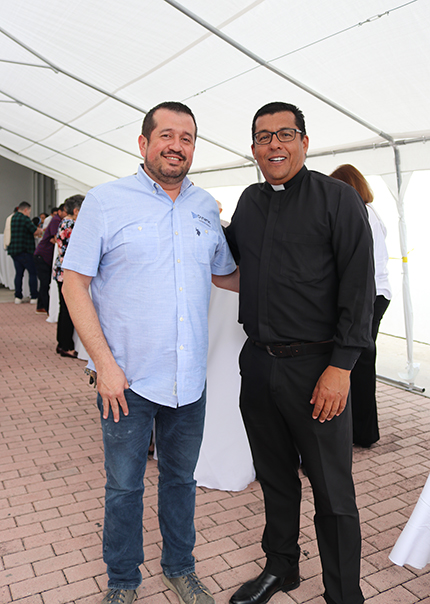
[63,269,130,423]
[97,360,130,423]
[310,365,351,423]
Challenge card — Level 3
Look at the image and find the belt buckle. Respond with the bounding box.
[266,345,278,357]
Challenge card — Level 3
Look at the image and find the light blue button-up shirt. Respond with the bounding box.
[63,165,236,407]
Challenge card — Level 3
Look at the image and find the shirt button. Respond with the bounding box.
[177,259,181,263]
[175,231,178,235]
[205,229,208,234]
[179,317,184,322]
[179,345,184,350]
[179,287,183,292]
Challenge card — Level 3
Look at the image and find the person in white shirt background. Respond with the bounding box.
[330,164,392,448]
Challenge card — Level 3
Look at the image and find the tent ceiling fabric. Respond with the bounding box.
[1,0,430,190]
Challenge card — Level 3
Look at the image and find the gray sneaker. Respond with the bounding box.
[162,572,215,604]
[101,588,137,604]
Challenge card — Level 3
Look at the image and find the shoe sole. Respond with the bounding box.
[282,578,300,593]
[230,578,300,604]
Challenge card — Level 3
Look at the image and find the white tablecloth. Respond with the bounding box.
[389,473,430,569]
[194,284,255,491]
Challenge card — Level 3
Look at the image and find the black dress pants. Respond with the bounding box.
[350,295,390,447]
[34,254,52,312]
[239,338,364,604]
[56,281,75,352]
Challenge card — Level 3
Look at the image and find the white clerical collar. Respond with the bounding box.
[271,184,285,191]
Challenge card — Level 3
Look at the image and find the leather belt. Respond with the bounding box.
[251,339,334,358]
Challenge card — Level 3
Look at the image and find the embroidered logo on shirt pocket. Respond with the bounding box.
[122,223,159,265]
[193,227,218,265]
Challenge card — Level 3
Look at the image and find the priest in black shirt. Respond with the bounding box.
[226,102,374,604]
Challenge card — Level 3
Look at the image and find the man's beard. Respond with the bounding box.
[144,153,190,185]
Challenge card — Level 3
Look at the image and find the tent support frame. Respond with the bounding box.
[165,0,417,385]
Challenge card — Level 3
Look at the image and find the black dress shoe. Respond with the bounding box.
[229,567,300,604]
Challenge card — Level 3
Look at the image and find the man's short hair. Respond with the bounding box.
[252,102,306,139]
[141,101,197,141]
[18,201,31,211]
[64,194,85,216]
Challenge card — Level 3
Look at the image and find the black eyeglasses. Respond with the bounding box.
[253,128,303,145]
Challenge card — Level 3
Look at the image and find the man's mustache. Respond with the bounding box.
[161,151,186,161]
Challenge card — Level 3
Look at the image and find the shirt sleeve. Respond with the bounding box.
[62,193,104,277]
[25,216,37,234]
[330,186,376,370]
[209,205,237,276]
[46,218,59,239]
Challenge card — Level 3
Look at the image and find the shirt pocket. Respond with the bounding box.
[193,226,218,265]
[122,223,160,265]
[280,233,330,282]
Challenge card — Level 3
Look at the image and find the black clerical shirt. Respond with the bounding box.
[225,166,375,371]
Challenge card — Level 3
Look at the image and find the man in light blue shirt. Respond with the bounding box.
[63,101,238,604]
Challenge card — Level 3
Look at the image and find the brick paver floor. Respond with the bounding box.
[1,300,430,603]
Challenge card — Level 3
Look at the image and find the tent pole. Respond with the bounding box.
[0,27,255,168]
[164,0,394,143]
[392,145,417,385]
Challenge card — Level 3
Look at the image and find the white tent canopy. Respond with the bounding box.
[1,0,430,189]
[1,0,430,385]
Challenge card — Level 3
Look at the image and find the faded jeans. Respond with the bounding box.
[98,387,206,589]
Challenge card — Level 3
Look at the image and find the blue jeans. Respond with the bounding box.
[12,252,38,299]
[98,387,206,590]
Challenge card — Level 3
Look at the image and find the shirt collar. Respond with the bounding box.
[267,165,308,192]
[137,163,193,196]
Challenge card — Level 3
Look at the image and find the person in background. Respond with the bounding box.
[53,195,84,358]
[62,101,237,604]
[34,204,66,314]
[32,217,43,246]
[42,207,58,231]
[7,201,41,304]
[330,164,391,447]
[225,102,374,604]
[3,206,18,250]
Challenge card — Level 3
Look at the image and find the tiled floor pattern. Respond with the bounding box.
[1,301,430,603]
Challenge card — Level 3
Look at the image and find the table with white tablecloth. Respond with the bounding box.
[194,284,255,491]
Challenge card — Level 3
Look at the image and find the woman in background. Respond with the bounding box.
[330,164,392,447]
[53,194,84,359]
